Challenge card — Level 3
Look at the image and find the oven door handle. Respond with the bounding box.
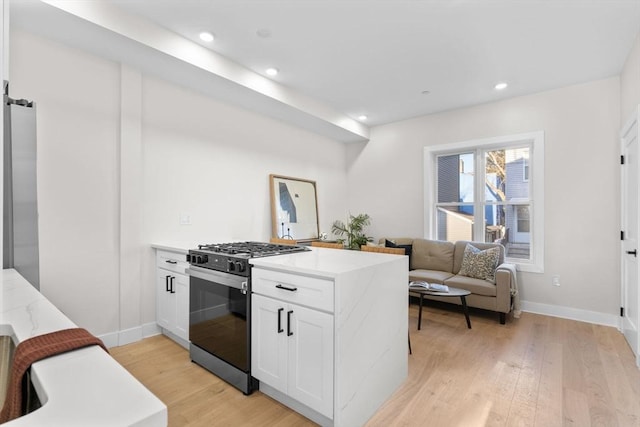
[186,266,246,290]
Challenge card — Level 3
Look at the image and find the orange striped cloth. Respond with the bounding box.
[0,328,108,424]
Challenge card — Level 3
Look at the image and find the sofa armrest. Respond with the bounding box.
[495,263,516,314]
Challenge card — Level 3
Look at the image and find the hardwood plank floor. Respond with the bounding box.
[110,303,640,427]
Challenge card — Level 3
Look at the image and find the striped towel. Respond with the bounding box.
[0,328,108,424]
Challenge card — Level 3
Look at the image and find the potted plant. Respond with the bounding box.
[331,213,373,250]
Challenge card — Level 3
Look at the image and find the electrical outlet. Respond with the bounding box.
[552,275,560,287]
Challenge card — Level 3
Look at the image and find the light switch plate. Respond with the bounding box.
[179,213,192,225]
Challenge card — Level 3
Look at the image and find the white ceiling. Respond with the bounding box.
[9,0,640,137]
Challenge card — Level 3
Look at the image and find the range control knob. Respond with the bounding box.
[235,261,245,273]
[227,259,235,272]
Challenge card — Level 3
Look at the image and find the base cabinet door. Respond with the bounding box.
[252,293,333,419]
[252,294,288,392]
[156,250,189,342]
[287,304,333,418]
[157,272,175,330]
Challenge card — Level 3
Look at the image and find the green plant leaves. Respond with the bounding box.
[331,213,372,250]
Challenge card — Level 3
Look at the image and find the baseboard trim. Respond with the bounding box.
[520,300,620,328]
[98,322,162,348]
[259,382,332,427]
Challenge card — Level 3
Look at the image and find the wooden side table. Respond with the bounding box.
[414,286,472,329]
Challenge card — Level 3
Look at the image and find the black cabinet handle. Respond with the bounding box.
[165,260,177,264]
[287,310,294,336]
[627,250,637,257]
[170,276,176,293]
[276,284,298,292]
[277,308,284,333]
[165,275,171,292]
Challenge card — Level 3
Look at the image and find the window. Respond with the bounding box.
[424,132,544,272]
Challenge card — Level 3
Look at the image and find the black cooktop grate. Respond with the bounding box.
[195,241,307,258]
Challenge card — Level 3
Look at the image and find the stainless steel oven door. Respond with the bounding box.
[186,265,250,372]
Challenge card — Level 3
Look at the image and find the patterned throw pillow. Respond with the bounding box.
[458,244,501,283]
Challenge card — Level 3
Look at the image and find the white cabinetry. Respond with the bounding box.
[252,293,333,418]
[156,250,189,344]
[251,248,408,427]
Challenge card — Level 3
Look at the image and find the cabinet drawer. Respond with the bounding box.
[252,268,334,313]
[157,250,188,274]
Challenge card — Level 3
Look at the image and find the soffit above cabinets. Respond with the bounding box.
[10,0,369,143]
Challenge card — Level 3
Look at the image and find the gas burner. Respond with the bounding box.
[188,241,309,276]
[196,241,306,257]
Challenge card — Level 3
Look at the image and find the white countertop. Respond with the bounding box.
[0,269,167,427]
[150,242,193,254]
[250,246,407,278]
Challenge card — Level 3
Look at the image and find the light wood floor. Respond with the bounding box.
[110,303,640,427]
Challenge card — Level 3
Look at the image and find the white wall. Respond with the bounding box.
[10,30,121,337]
[139,75,349,324]
[621,33,640,124]
[9,29,349,338]
[0,0,7,267]
[347,77,621,322]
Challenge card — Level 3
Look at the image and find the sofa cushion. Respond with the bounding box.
[453,240,504,274]
[458,244,501,283]
[409,269,454,284]
[411,239,454,272]
[444,274,497,297]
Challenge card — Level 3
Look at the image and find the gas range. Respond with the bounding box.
[187,241,309,277]
[186,240,309,394]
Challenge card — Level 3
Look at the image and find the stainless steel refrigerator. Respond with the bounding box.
[3,81,39,289]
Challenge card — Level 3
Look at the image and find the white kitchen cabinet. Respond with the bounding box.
[156,249,189,344]
[252,293,333,418]
[250,248,408,427]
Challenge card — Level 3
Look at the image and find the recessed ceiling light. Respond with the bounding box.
[358,115,368,121]
[265,68,279,76]
[494,82,508,90]
[199,32,214,42]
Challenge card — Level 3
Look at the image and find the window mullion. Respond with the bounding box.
[474,148,485,241]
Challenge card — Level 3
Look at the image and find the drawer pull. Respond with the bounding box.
[287,310,294,336]
[277,308,284,333]
[276,284,298,292]
[165,260,178,264]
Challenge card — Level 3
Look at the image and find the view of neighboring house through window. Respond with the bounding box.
[426,132,544,272]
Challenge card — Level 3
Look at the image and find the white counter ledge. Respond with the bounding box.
[249,246,402,277]
[0,269,167,427]
[150,242,194,254]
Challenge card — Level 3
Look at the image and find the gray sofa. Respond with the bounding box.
[382,238,516,324]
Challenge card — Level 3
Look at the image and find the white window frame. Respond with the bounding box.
[424,131,544,273]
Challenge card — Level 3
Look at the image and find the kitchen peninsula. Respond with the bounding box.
[0,269,167,426]
[250,247,408,427]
